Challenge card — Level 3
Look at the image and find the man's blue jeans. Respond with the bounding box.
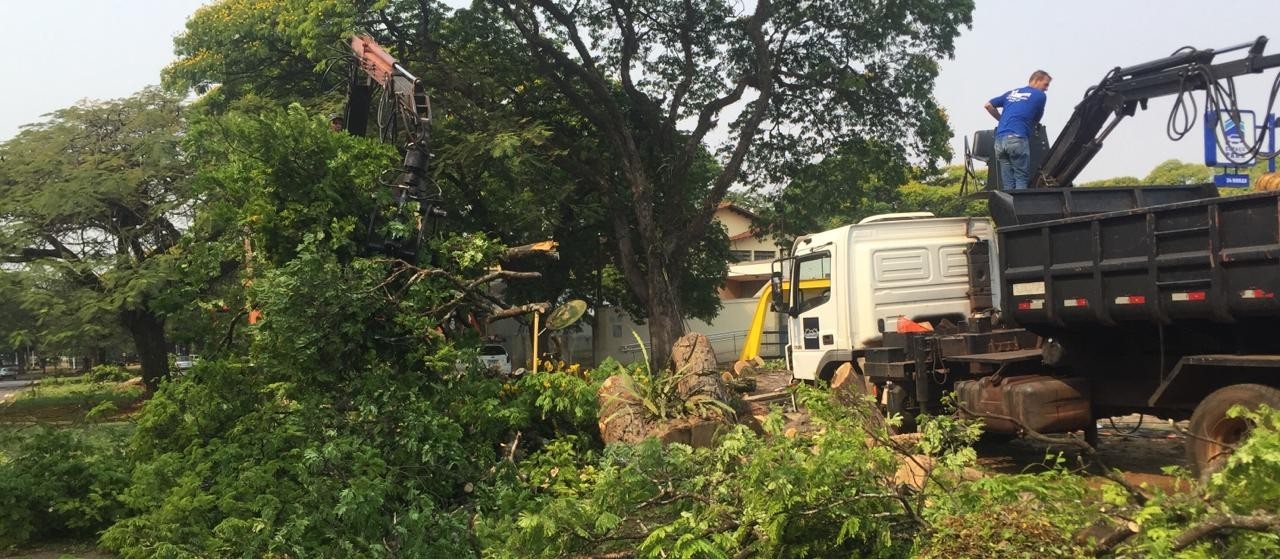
[994,134,1030,190]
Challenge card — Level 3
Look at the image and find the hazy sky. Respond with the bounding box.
[3,0,1279,182]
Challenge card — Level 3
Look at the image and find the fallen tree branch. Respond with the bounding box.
[1172,512,1280,551]
[486,302,551,322]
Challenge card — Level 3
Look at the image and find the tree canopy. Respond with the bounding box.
[0,89,193,387]
[158,0,974,368]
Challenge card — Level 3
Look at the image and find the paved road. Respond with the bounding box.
[0,379,36,400]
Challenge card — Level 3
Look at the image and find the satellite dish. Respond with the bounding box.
[544,299,587,330]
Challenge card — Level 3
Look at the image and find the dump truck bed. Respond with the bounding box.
[999,189,1280,326]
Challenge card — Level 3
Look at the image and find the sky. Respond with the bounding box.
[2,0,1279,182]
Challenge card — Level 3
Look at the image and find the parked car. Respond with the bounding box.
[0,367,19,380]
[174,356,197,371]
[478,344,512,375]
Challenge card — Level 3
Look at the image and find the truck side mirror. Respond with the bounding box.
[769,273,788,314]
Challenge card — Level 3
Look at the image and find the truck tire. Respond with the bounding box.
[1187,383,1280,477]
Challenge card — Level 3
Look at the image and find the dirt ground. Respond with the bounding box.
[0,543,112,559]
[977,414,1192,492]
[741,370,1193,491]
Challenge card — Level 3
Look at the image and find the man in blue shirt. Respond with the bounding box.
[985,70,1051,189]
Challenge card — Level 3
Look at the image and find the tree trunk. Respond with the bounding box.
[644,270,685,373]
[121,308,169,391]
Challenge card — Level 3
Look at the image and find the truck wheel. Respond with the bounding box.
[1187,383,1280,477]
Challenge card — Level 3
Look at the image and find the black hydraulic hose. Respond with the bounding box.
[1108,414,1145,436]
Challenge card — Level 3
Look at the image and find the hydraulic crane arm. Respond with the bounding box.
[343,34,440,262]
[1035,36,1280,188]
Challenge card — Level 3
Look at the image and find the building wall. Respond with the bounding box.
[486,316,594,371]
[592,298,769,366]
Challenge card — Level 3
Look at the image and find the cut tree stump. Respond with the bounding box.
[596,332,742,447]
[830,362,887,432]
[670,332,731,410]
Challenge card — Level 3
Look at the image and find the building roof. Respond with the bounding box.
[716,201,760,220]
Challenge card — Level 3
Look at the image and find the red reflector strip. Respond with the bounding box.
[1240,289,1275,299]
[1017,299,1045,310]
[1114,295,1146,305]
[1171,291,1206,302]
[1062,298,1088,308]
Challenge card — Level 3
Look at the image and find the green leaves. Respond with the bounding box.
[0,425,133,548]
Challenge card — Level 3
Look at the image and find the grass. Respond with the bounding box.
[0,422,135,462]
[0,377,144,423]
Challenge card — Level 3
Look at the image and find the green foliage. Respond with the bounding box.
[478,386,965,559]
[1080,175,1144,187]
[918,465,1093,558]
[1142,159,1213,186]
[1119,407,1280,558]
[86,365,133,384]
[4,378,144,420]
[611,369,734,424]
[0,426,133,549]
[508,359,624,443]
[756,163,986,241]
[186,104,396,267]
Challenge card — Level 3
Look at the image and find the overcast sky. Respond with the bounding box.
[3,0,1279,182]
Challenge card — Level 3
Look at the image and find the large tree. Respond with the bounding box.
[484,0,971,366]
[0,89,192,388]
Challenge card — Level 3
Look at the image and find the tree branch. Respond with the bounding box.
[1172,512,1280,551]
[607,0,663,127]
[664,0,698,128]
[494,0,659,250]
[675,0,775,259]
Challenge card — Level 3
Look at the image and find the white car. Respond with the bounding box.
[0,367,18,380]
[174,356,197,371]
[478,344,512,375]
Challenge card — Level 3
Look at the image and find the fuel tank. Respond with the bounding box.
[956,375,1091,434]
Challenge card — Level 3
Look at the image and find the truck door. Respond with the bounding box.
[788,251,834,380]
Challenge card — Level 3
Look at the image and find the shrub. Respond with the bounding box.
[0,426,132,549]
[86,364,133,383]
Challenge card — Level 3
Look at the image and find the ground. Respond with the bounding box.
[0,543,113,559]
[741,369,1194,490]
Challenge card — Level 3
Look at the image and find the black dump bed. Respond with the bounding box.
[998,188,1280,326]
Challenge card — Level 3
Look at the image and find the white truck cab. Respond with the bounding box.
[774,213,993,381]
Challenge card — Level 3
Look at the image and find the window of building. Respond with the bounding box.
[729,250,753,262]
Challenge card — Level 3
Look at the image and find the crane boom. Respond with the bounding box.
[343,34,439,263]
[1033,36,1280,188]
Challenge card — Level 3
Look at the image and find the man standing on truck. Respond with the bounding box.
[985,70,1051,189]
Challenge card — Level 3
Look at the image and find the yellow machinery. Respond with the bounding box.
[737,278,830,363]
